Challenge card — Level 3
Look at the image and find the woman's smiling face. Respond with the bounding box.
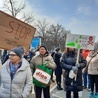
[39,47,46,55]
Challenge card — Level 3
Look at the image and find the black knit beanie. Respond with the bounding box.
[10,47,25,58]
[40,45,47,50]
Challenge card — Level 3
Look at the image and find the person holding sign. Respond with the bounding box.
[60,47,86,98]
[30,45,56,98]
[0,47,32,98]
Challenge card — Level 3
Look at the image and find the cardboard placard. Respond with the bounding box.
[0,10,36,51]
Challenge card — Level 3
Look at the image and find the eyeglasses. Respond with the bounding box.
[9,54,17,57]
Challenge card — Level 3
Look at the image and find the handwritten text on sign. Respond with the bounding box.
[0,10,36,50]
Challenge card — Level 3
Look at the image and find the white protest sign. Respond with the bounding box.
[66,34,95,50]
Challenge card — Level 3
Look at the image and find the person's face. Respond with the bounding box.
[9,51,21,64]
[58,50,61,53]
[69,48,74,51]
[39,47,46,55]
[89,50,94,54]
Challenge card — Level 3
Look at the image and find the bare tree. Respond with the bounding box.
[35,19,70,50]
[35,19,49,45]
[47,24,70,50]
[2,0,34,24]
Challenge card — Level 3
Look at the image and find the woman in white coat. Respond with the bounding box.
[0,47,32,98]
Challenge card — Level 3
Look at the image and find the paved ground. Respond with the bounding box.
[51,88,90,98]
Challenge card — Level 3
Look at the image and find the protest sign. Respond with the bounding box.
[66,33,95,50]
[66,33,95,96]
[0,10,36,50]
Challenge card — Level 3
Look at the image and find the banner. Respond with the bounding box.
[0,10,36,50]
[31,37,41,49]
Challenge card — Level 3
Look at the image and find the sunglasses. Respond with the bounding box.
[9,54,17,57]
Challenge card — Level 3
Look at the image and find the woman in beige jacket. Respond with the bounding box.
[30,45,56,98]
[86,47,98,98]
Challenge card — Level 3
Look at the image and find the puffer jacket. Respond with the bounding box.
[60,52,86,92]
[30,54,56,72]
[87,52,98,75]
[30,53,56,84]
[0,58,32,98]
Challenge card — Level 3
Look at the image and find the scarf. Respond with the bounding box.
[9,62,21,80]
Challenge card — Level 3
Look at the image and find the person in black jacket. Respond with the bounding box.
[1,50,9,64]
[60,47,86,98]
[54,47,63,90]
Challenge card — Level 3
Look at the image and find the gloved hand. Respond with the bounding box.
[44,62,49,67]
[75,63,81,68]
[72,66,78,74]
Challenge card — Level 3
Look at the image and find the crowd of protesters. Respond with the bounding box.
[0,42,98,98]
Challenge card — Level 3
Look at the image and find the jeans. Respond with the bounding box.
[83,73,87,87]
[83,73,91,88]
[88,75,91,88]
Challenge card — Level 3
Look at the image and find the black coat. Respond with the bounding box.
[60,52,86,92]
[54,52,62,76]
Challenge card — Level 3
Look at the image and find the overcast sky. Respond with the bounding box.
[0,0,98,41]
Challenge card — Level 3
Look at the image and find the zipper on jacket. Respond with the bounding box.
[10,80,12,98]
[10,70,21,98]
[6,65,13,98]
[42,56,43,65]
[7,63,22,98]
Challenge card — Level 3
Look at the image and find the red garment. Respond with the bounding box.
[82,50,89,59]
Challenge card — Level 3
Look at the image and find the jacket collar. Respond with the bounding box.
[39,53,49,57]
[5,58,29,71]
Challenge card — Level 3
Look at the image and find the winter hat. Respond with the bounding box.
[40,44,47,50]
[30,47,35,52]
[55,47,60,52]
[10,46,25,58]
